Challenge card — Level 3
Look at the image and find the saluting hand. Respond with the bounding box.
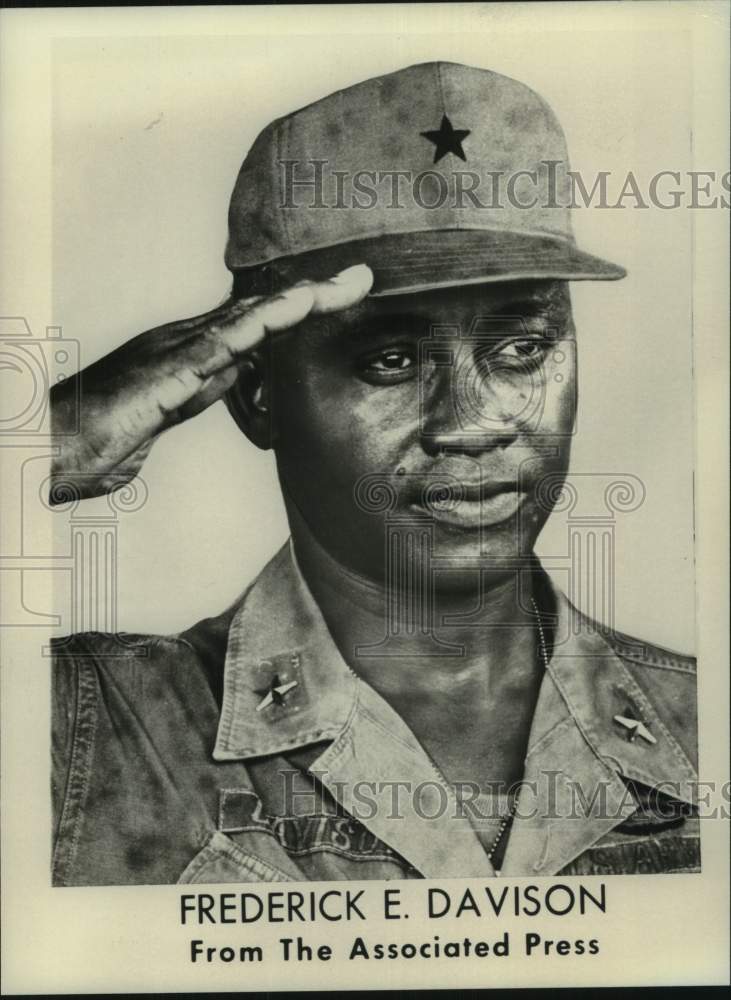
[50,264,373,502]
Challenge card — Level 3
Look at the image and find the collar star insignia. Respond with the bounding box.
[255,674,299,712]
[613,714,657,745]
[420,114,470,163]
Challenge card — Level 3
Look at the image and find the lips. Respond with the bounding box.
[401,473,531,530]
[428,480,517,504]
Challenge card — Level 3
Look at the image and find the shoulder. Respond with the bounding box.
[50,608,239,787]
[51,599,238,666]
[600,624,697,709]
[601,625,696,676]
[592,619,698,769]
[50,601,238,706]
[50,631,204,748]
[50,630,200,685]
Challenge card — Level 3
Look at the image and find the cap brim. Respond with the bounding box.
[231,228,626,298]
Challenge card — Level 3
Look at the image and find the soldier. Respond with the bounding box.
[50,62,698,885]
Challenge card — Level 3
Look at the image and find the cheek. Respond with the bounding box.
[270,358,419,482]
[534,342,577,434]
[347,385,422,468]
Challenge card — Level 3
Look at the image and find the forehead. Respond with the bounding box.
[298,279,573,342]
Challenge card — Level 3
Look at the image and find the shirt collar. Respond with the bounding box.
[213,542,696,801]
[501,596,697,875]
[214,541,357,761]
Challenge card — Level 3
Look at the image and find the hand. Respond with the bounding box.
[49,264,373,502]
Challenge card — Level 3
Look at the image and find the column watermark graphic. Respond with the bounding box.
[0,317,148,653]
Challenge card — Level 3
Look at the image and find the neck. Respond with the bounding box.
[287,505,541,699]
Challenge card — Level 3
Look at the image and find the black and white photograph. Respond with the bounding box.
[1,2,728,993]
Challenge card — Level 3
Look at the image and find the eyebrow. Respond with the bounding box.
[332,312,428,341]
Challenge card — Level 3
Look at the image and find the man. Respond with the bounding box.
[50,62,698,885]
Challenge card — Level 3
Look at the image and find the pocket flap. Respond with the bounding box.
[177,831,299,884]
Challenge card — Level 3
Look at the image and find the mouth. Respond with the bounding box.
[410,482,530,529]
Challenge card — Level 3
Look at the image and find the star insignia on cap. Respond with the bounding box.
[420,114,470,163]
[254,674,299,712]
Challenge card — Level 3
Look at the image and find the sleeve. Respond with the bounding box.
[50,637,79,840]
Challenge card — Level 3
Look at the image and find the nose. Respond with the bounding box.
[419,341,529,456]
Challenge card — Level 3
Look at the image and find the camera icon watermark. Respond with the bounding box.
[0,317,79,435]
[418,315,575,439]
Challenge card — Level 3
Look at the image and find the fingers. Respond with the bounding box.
[213,263,373,358]
[247,284,317,333]
[204,285,313,360]
[299,263,374,314]
[181,263,374,343]
[168,262,375,390]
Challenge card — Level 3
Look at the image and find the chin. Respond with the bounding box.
[359,512,539,593]
[307,498,544,588]
[421,501,542,555]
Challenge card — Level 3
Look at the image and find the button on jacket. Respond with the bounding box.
[51,543,699,886]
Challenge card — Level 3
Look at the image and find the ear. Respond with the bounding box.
[223,348,275,451]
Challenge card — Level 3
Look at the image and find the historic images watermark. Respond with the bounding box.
[280,160,731,211]
[277,769,729,824]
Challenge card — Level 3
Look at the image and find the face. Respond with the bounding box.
[248,280,577,587]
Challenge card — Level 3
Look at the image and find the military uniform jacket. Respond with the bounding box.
[51,543,700,886]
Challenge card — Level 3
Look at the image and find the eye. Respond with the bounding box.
[372,350,413,371]
[488,337,552,368]
[358,347,417,383]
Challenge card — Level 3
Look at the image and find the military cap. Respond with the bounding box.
[226,61,625,296]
